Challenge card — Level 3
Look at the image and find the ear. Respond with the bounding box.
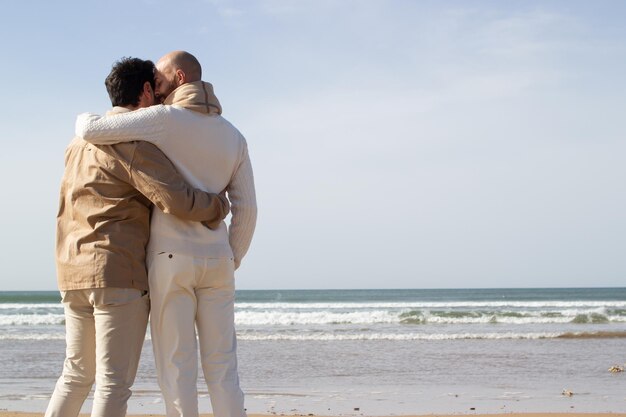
[143,81,153,97]
[138,82,154,107]
[175,69,186,86]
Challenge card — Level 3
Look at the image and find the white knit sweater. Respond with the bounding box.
[75,103,257,269]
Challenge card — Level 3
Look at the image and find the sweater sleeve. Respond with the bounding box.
[227,141,257,269]
[75,105,170,145]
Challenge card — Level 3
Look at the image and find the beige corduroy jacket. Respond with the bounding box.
[56,107,229,291]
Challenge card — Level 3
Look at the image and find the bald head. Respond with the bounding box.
[159,50,202,81]
[154,50,202,102]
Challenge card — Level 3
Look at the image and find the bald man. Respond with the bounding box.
[75,51,256,417]
[154,51,202,103]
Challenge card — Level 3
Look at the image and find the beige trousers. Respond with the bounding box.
[148,252,246,417]
[45,287,149,417]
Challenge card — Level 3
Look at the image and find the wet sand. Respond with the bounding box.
[1,413,626,417]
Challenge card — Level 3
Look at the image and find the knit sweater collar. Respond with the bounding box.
[163,81,222,115]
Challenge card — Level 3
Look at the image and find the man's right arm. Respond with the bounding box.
[75,105,170,145]
[227,142,258,269]
[129,142,229,229]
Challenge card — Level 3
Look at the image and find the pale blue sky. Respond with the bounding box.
[1,1,625,290]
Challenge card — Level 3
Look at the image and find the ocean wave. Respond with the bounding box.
[237,332,557,341]
[0,303,61,310]
[0,314,64,326]
[400,309,623,325]
[235,300,626,310]
[2,330,625,342]
[233,310,625,326]
[557,331,626,339]
[0,333,65,340]
[6,301,626,312]
[3,309,624,326]
[0,331,566,342]
[234,310,399,326]
[236,331,626,341]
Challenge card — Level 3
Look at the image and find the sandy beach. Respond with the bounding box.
[3,290,625,414]
[0,411,626,417]
[2,414,626,417]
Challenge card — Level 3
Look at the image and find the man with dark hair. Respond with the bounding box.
[76,51,256,417]
[105,57,157,107]
[45,57,230,417]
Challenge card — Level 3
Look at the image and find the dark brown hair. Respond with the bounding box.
[105,57,155,107]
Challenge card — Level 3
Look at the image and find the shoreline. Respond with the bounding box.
[0,410,626,417]
[3,289,625,416]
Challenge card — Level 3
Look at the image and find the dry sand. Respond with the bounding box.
[1,414,626,417]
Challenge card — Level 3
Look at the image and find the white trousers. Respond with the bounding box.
[148,252,246,417]
[45,287,149,417]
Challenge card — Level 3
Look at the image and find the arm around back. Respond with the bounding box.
[75,105,170,145]
[129,142,229,228]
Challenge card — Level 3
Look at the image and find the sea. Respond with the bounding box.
[1,288,625,414]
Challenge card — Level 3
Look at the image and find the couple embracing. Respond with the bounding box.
[47,51,257,417]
